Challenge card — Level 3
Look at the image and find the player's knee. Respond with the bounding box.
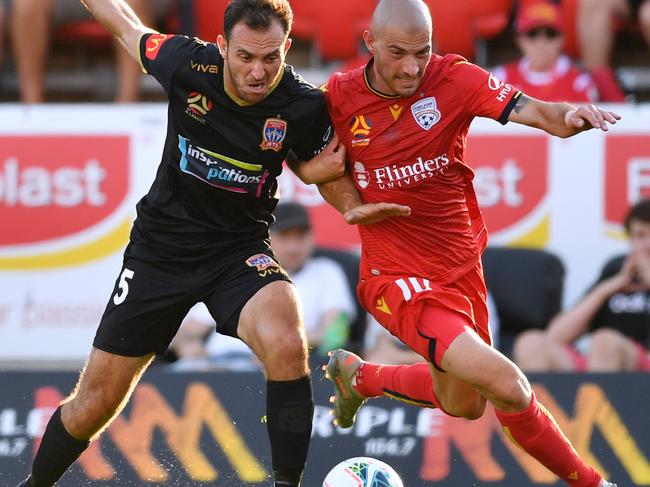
[490,364,532,411]
[590,328,623,352]
[68,386,124,425]
[513,330,548,366]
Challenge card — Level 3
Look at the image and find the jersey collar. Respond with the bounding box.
[223,64,285,106]
[364,59,402,99]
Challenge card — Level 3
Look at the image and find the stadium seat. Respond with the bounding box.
[482,246,565,356]
[292,0,376,61]
[193,0,229,41]
[426,0,514,60]
[53,20,112,48]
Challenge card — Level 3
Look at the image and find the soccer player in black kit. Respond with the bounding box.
[16,1,347,486]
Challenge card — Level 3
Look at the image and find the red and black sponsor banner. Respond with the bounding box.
[0,136,129,246]
[0,370,648,486]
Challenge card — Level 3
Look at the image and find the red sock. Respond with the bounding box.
[353,362,442,409]
[590,67,625,102]
[495,391,602,487]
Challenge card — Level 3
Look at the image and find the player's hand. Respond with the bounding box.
[344,202,411,225]
[305,133,346,184]
[602,253,641,294]
[564,105,621,132]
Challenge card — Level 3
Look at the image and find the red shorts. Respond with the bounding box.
[358,260,492,371]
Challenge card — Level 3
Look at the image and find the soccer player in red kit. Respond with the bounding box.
[320,1,620,486]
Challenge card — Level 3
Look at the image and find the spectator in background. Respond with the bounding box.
[578,0,649,101]
[269,202,356,356]
[170,202,357,367]
[8,0,174,102]
[494,1,599,103]
[514,199,650,372]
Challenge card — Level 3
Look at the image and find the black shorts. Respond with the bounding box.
[93,240,291,357]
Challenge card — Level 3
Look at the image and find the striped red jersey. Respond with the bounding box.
[324,55,520,283]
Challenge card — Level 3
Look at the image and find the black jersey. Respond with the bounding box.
[133,33,331,256]
[591,255,650,348]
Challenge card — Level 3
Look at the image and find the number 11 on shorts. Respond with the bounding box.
[394,277,431,301]
[113,268,135,305]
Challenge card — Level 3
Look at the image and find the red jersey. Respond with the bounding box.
[493,55,598,102]
[325,55,520,283]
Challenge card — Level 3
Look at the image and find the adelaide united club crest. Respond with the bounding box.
[260,118,287,152]
[411,97,441,131]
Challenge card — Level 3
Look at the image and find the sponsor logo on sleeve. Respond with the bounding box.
[411,97,441,131]
[350,115,372,147]
[260,118,287,152]
[245,253,285,277]
[488,73,505,91]
[145,34,173,61]
[178,135,268,196]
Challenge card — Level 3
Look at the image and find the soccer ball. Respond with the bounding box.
[322,457,404,487]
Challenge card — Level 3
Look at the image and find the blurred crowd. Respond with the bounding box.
[166,198,650,375]
[0,0,648,102]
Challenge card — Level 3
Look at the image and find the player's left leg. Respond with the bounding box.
[237,280,312,487]
[441,329,610,487]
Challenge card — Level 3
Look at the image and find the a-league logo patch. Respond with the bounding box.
[260,118,287,152]
[145,34,173,61]
[411,97,441,131]
[246,253,284,277]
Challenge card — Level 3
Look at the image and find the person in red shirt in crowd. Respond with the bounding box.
[494,1,599,102]
[318,0,620,485]
[578,0,650,102]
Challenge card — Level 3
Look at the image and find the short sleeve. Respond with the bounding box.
[449,59,521,124]
[138,33,198,92]
[291,94,333,161]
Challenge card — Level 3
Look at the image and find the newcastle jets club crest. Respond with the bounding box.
[260,118,287,152]
[411,97,441,131]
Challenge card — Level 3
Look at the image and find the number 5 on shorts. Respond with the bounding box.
[113,268,135,305]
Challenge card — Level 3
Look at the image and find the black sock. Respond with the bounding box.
[30,406,90,487]
[266,375,314,487]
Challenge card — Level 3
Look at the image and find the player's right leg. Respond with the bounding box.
[19,348,154,487]
[18,243,195,486]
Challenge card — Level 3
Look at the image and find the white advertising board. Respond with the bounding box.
[0,104,647,359]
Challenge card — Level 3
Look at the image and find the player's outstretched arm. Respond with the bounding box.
[507,94,621,138]
[286,134,346,185]
[80,0,155,62]
[317,176,411,225]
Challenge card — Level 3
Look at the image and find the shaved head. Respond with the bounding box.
[371,0,432,37]
[363,0,433,96]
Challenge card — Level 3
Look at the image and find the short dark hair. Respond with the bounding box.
[224,0,293,39]
[624,199,650,232]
